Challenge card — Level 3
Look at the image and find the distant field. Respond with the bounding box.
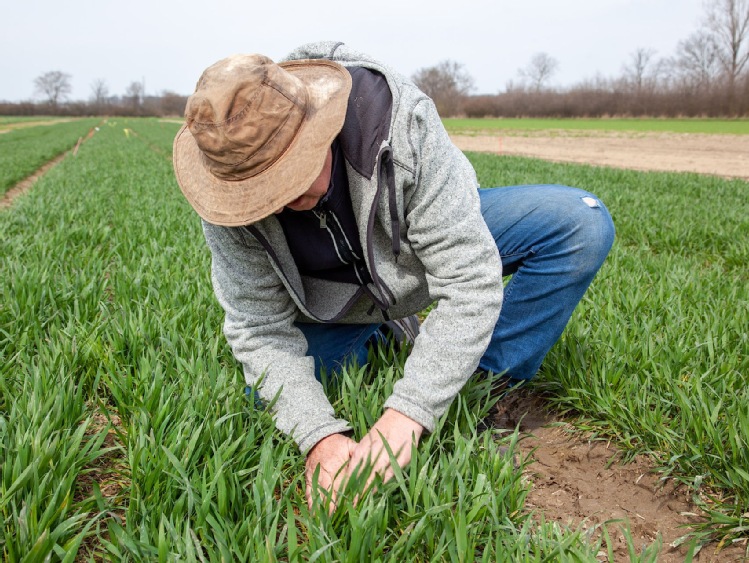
[444,117,749,135]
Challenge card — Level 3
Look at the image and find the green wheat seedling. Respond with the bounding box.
[1,118,747,560]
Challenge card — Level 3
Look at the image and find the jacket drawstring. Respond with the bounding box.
[376,145,401,262]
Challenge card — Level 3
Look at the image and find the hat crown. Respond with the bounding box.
[185,54,308,181]
[173,53,352,226]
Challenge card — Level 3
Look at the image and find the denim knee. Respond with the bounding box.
[575,193,615,274]
[478,184,615,381]
[548,186,615,276]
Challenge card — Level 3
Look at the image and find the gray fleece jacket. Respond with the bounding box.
[202,42,503,453]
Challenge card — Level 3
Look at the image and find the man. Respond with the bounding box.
[172,42,615,509]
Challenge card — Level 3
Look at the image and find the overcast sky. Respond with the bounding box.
[1,0,708,102]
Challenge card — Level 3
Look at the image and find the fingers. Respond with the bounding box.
[306,462,331,509]
[304,434,357,512]
[306,464,342,512]
[305,425,420,512]
[346,433,404,491]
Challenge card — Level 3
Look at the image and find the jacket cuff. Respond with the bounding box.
[296,419,353,454]
[383,394,436,433]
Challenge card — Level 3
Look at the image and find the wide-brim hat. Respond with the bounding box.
[173,54,352,226]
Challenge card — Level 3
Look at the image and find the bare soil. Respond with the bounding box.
[75,408,128,562]
[0,118,75,131]
[490,390,749,562]
[450,130,749,180]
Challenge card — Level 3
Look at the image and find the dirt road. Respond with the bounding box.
[450,130,749,180]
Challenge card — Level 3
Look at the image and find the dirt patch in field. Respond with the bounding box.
[490,389,749,562]
[450,130,749,180]
[76,407,128,561]
[0,118,75,132]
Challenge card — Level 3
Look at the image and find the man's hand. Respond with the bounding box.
[305,433,357,512]
[346,408,424,491]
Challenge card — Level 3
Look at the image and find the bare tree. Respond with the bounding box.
[518,52,559,92]
[34,71,72,108]
[623,48,658,93]
[125,81,144,113]
[706,0,749,84]
[676,31,720,90]
[412,60,475,116]
[90,78,109,112]
[697,0,749,112]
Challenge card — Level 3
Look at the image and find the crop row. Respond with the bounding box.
[469,151,749,542]
[2,121,620,560]
[0,118,101,195]
[1,118,747,559]
[125,118,183,154]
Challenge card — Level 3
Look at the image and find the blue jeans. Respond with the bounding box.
[297,321,382,380]
[295,185,614,382]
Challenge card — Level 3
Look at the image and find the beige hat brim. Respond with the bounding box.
[173,59,352,227]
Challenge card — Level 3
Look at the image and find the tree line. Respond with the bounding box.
[413,0,749,117]
[3,0,747,119]
[0,74,187,118]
